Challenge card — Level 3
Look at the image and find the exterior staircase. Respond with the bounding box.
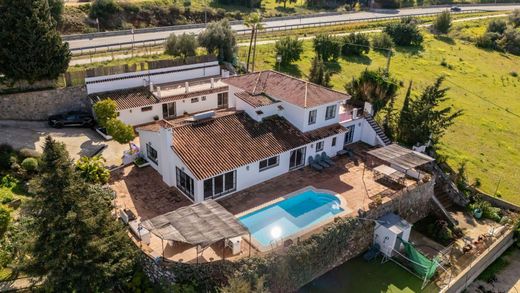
[364,114,392,146]
[435,183,455,209]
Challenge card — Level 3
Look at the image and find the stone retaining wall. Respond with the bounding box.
[0,86,89,120]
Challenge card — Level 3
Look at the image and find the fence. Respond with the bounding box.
[69,9,486,55]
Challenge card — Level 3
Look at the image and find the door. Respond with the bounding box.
[289,147,306,170]
[162,102,176,119]
[344,125,355,145]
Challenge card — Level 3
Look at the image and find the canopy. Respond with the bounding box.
[367,144,434,171]
[141,199,249,247]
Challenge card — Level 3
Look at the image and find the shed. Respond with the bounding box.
[373,213,412,257]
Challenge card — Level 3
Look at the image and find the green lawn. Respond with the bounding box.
[241,18,520,204]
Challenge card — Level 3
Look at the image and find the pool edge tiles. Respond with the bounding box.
[237,186,348,252]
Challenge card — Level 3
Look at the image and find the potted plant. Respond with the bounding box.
[134,156,150,168]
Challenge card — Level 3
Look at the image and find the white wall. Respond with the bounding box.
[235,97,282,122]
[301,101,342,133]
[86,61,221,94]
[341,118,364,145]
[172,91,226,117]
[119,105,162,126]
[360,119,382,146]
[279,101,306,131]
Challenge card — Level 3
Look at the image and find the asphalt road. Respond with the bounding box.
[66,5,519,51]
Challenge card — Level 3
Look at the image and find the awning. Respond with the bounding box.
[367,144,434,170]
[141,199,249,247]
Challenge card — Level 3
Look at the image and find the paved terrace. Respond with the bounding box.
[111,143,420,263]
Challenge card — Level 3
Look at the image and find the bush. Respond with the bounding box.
[383,17,423,46]
[0,175,18,189]
[89,0,121,20]
[0,144,15,171]
[21,158,39,172]
[274,36,304,65]
[377,0,400,9]
[76,156,110,184]
[341,33,370,56]
[372,32,394,51]
[432,11,451,34]
[308,57,330,87]
[497,28,520,55]
[510,9,520,28]
[198,19,236,62]
[0,189,14,204]
[469,200,502,222]
[165,33,198,58]
[93,99,118,129]
[106,118,135,145]
[164,33,177,56]
[475,32,501,49]
[0,205,10,238]
[313,34,341,61]
[487,19,507,35]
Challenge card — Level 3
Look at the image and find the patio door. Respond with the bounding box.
[344,125,355,145]
[289,147,306,170]
[162,102,176,119]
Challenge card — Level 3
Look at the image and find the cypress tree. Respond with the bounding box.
[26,136,136,291]
[308,57,330,87]
[0,0,70,83]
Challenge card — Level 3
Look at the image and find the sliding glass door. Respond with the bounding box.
[289,147,306,170]
[203,170,236,199]
[162,102,176,119]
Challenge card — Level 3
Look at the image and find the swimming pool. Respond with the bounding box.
[239,188,344,248]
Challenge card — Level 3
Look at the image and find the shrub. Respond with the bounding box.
[475,32,501,49]
[106,118,135,145]
[399,0,414,8]
[21,158,39,172]
[510,9,520,27]
[198,19,236,62]
[93,99,118,129]
[0,175,18,189]
[313,34,341,61]
[165,33,198,58]
[372,32,394,51]
[383,17,423,46]
[89,0,121,20]
[0,144,15,171]
[487,19,507,35]
[164,33,178,56]
[308,57,330,87]
[0,205,10,238]
[345,68,399,114]
[76,156,110,184]
[274,36,304,65]
[497,28,520,55]
[0,189,14,204]
[469,200,502,222]
[432,11,451,34]
[341,33,370,56]
[377,0,400,9]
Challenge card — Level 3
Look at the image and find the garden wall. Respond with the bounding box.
[0,86,89,121]
[141,179,436,292]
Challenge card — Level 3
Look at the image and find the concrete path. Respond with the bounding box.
[65,5,519,51]
[0,120,136,167]
[466,248,520,293]
[69,13,507,66]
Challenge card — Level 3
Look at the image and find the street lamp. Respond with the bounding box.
[276,55,282,72]
[131,28,135,58]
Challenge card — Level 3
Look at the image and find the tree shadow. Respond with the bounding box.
[325,60,342,74]
[394,44,424,56]
[342,54,372,65]
[276,63,302,78]
[275,6,296,13]
[435,35,455,45]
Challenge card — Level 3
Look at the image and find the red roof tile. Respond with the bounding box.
[235,91,279,108]
[89,87,158,110]
[223,71,350,108]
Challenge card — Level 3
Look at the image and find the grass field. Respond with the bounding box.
[240,18,520,204]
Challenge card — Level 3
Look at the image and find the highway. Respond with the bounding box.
[65,4,519,51]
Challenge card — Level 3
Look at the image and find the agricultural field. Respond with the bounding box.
[240,17,520,204]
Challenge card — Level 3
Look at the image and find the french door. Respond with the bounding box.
[289,147,306,170]
[162,102,176,119]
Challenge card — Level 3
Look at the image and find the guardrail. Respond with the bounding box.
[70,9,484,55]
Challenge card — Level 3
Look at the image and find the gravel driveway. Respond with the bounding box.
[0,120,137,167]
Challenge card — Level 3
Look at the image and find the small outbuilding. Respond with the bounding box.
[373,213,412,257]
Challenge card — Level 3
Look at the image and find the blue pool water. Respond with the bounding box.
[239,189,344,247]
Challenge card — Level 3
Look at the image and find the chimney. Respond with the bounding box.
[149,82,154,92]
[185,82,189,93]
[157,86,161,99]
[210,78,214,88]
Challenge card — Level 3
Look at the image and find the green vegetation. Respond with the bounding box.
[244,12,265,72]
[240,18,520,204]
[107,118,136,146]
[274,36,304,65]
[165,33,199,58]
[313,34,341,61]
[308,57,330,87]
[341,33,371,56]
[432,11,452,35]
[383,17,423,46]
[198,19,237,62]
[76,156,110,184]
[345,69,398,115]
[477,247,515,282]
[371,32,394,50]
[93,99,118,128]
[0,0,70,83]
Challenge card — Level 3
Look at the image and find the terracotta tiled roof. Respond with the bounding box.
[223,70,350,108]
[172,112,311,180]
[235,91,279,108]
[89,87,158,110]
[137,109,237,132]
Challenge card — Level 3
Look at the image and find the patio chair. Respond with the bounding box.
[314,154,330,168]
[320,152,335,166]
[308,156,323,171]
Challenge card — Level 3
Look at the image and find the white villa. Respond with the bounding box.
[89,58,391,203]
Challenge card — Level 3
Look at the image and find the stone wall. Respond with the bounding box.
[0,86,89,120]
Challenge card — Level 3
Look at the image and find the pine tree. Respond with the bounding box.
[0,0,70,83]
[308,57,330,87]
[26,136,137,291]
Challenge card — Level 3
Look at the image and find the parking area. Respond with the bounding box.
[0,120,136,167]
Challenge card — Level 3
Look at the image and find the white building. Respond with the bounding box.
[87,60,391,203]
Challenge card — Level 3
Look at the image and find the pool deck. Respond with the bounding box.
[112,143,421,263]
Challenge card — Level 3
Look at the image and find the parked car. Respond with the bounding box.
[450,6,461,12]
[48,111,95,128]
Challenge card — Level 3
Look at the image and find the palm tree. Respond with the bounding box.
[244,12,264,72]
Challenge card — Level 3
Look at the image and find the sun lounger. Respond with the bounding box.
[308,156,323,171]
[320,152,335,166]
[314,154,330,168]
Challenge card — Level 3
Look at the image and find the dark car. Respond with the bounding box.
[450,6,461,12]
[48,111,95,128]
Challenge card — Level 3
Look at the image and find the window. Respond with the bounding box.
[146,143,158,165]
[203,170,236,199]
[176,167,194,200]
[141,106,153,112]
[191,97,199,103]
[332,137,337,147]
[344,125,355,145]
[218,92,228,107]
[201,96,206,101]
[162,102,176,119]
[316,141,324,152]
[325,105,337,120]
[289,147,306,170]
[259,156,279,171]
[308,109,317,125]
